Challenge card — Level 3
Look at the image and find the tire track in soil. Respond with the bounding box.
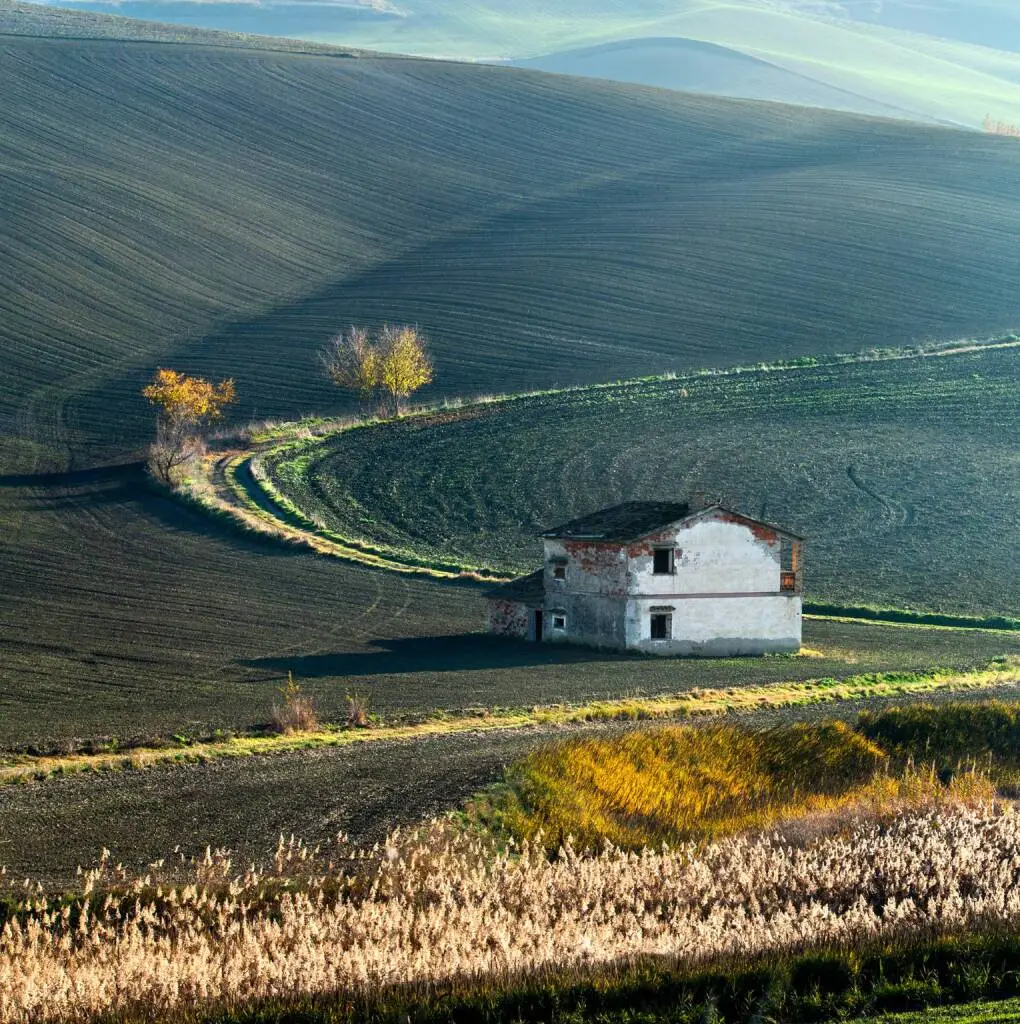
[846,464,914,526]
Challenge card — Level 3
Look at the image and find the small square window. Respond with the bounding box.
[650,612,672,640]
[652,548,675,575]
[552,564,566,581]
[552,614,566,630]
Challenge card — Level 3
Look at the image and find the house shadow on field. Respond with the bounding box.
[246,634,627,678]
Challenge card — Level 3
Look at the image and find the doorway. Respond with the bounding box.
[532,609,543,642]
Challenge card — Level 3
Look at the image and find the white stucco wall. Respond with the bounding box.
[624,594,801,655]
[537,509,801,656]
[628,513,781,597]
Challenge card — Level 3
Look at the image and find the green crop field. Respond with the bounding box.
[262,345,1020,617]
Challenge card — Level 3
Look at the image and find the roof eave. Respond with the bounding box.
[669,504,805,542]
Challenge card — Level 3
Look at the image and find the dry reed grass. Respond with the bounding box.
[1,806,1019,1022]
[269,673,318,735]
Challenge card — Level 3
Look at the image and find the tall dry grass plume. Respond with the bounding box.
[270,672,318,734]
[2,807,1020,1022]
[4,707,1018,1022]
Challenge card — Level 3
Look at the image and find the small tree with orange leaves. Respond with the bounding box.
[142,369,236,483]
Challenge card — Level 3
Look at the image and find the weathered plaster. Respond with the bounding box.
[628,512,781,597]
[543,538,627,596]
[493,507,803,655]
[487,599,530,639]
[625,594,801,656]
[542,593,627,649]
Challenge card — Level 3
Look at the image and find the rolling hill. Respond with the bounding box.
[511,38,911,121]
[2,9,1020,753]
[18,0,1020,126]
[3,18,1020,471]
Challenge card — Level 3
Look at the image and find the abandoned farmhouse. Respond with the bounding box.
[486,501,803,656]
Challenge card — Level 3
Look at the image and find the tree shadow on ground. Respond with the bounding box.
[245,634,630,678]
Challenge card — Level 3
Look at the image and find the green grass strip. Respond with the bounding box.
[805,604,1020,632]
[183,338,1020,627]
[860,997,1020,1022]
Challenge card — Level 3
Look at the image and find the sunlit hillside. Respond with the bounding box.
[16,0,1020,126]
[3,15,1020,471]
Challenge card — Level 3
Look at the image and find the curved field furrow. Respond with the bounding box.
[264,346,1020,616]
[2,21,1020,762]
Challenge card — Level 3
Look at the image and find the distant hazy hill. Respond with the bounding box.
[512,38,912,122]
[3,12,1020,471]
[16,0,1020,127]
[0,0,357,51]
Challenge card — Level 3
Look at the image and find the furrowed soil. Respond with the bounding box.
[5,30,1020,467]
[2,14,1020,902]
[14,0,1020,127]
[2,461,1017,750]
[264,346,1020,616]
[4,25,1016,743]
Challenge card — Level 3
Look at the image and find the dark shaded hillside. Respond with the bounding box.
[3,31,1020,470]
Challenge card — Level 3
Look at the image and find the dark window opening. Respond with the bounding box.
[552,564,566,581]
[650,612,672,640]
[653,548,675,575]
[552,613,566,630]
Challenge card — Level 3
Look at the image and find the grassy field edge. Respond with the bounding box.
[182,337,1020,629]
[2,658,1016,785]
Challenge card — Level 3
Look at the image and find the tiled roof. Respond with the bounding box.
[484,568,544,604]
[540,501,691,542]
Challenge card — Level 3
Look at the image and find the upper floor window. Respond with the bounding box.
[652,547,675,575]
[551,563,566,581]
